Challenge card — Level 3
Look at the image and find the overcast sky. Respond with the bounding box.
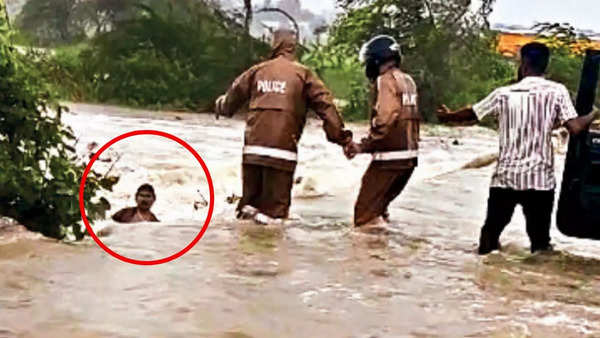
[483,0,600,32]
[257,0,600,32]
[7,0,599,32]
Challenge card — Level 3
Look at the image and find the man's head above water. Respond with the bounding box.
[135,184,156,211]
[112,183,160,223]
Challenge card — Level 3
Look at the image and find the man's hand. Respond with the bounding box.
[436,104,452,123]
[591,110,600,128]
[566,109,600,135]
[215,95,226,120]
[436,105,479,126]
[344,142,362,160]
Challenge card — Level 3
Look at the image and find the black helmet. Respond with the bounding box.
[359,35,402,82]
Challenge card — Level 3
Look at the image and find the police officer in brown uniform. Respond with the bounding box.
[345,35,421,230]
[215,29,353,224]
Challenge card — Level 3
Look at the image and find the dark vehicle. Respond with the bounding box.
[557,49,600,239]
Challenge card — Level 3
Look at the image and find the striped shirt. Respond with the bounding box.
[473,76,578,191]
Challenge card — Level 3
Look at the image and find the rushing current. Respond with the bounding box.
[1,103,599,338]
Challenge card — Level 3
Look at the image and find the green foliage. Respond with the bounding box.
[26,43,92,101]
[15,0,137,46]
[320,0,516,121]
[343,79,371,121]
[42,0,269,110]
[1,1,117,240]
[534,23,599,107]
[301,42,370,120]
[18,0,590,124]
[435,32,515,111]
[16,0,83,46]
[547,50,584,98]
[331,0,426,54]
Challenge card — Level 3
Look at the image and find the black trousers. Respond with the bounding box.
[479,188,555,254]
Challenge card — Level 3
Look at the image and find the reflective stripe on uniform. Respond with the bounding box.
[372,150,418,161]
[243,145,298,162]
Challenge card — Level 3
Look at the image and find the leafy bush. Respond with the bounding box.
[301,43,370,120]
[43,0,269,111]
[15,0,137,46]
[535,24,598,107]
[343,79,371,121]
[1,1,117,240]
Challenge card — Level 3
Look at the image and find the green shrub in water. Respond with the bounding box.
[0,1,117,240]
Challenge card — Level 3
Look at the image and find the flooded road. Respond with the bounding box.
[1,103,599,337]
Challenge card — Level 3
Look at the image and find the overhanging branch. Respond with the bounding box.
[256,7,300,40]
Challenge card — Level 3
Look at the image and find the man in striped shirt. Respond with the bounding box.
[437,42,599,254]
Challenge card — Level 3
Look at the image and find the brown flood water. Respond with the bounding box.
[1,103,599,338]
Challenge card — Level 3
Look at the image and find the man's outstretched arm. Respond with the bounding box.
[436,105,479,126]
[437,88,499,126]
[305,70,353,146]
[215,68,254,119]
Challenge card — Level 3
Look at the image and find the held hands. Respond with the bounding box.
[344,141,362,160]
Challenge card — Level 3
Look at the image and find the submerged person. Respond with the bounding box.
[437,42,599,255]
[112,184,160,223]
[214,29,353,225]
[344,35,421,231]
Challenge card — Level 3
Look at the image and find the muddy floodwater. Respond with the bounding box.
[1,103,600,338]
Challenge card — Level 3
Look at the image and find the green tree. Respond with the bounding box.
[328,0,515,121]
[45,0,269,110]
[1,0,117,239]
[301,42,368,120]
[535,23,600,107]
[16,0,85,45]
[74,0,136,35]
[15,0,138,45]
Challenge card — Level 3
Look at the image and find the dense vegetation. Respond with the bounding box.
[306,0,514,120]
[11,0,597,118]
[18,0,269,110]
[1,0,117,239]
